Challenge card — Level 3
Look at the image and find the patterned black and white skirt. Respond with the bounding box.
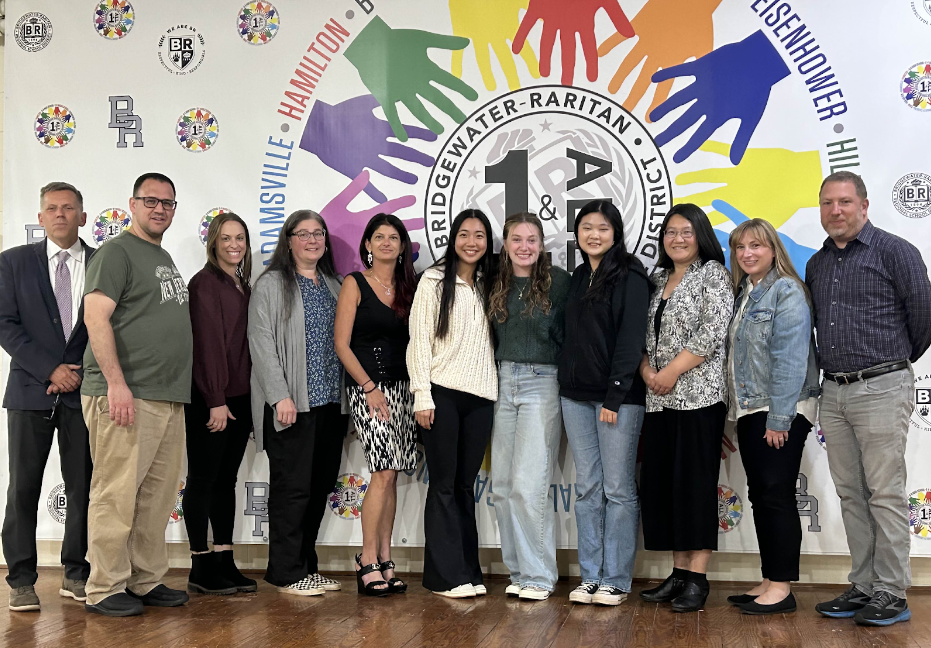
[347,379,418,472]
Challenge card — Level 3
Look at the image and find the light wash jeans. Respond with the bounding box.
[562,397,643,591]
[491,362,562,591]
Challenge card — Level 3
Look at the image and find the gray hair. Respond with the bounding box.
[40,182,84,209]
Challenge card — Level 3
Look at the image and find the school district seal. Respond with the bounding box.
[47,483,67,524]
[15,12,53,52]
[329,474,367,520]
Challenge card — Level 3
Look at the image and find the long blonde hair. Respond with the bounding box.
[728,218,808,300]
[488,212,552,323]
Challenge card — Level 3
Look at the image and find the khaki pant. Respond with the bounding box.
[82,396,185,604]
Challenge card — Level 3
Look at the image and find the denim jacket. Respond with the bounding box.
[729,268,821,431]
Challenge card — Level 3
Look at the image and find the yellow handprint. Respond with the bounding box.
[676,141,822,228]
[450,0,540,91]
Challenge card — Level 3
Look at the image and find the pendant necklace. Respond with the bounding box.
[369,271,393,296]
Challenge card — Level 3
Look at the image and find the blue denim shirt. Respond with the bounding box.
[729,268,821,431]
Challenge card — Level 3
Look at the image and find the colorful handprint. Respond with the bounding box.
[450,0,540,91]
[301,96,437,203]
[676,141,822,229]
[598,0,722,119]
[320,170,422,277]
[649,30,790,165]
[512,0,634,86]
[345,16,478,142]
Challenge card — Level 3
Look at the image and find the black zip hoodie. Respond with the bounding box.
[557,260,650,411]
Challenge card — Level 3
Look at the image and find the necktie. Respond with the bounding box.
[54,250,72,338]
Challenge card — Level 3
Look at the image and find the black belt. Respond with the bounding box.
[823,361,908,385]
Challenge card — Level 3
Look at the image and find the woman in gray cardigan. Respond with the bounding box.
[248,209,347,597]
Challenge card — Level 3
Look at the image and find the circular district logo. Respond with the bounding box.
[892,173,931,219]
[177,108,219,152]
[94,208,131,244]
[200,207,232,244]
[35,105,76,148]
[47,483,67,524]
[912,0,931,25]
[717,484,743,533]
[912,374,931,432]
[329,474,368,520]
[901,62,931,111]
[909,488,931,539]
[239,2,280,45]
[15,12,54,52]
[815,419,826,448]
[158,25,206,75]
[424,86,672,269]
[168,481,185,524]
[95,1,135,40]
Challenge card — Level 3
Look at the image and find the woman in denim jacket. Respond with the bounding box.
[724,218,820,615]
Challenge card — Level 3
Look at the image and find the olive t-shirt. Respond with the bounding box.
[81,231,193,403]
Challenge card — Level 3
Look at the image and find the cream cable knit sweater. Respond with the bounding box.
[407,267,498,412]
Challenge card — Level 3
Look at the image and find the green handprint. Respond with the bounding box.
[345,16,479,142]
[675,141,822,228]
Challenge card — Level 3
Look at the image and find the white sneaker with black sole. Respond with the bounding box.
[505,582,521,597]
[434,584,476,598]
[519,585,550,601]
[309,573,341,591]
[569,582,599,604]
[277,577,325,596]
[593,586,627,606]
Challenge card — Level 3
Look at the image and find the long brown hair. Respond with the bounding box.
[728,218,809,301]
[359,213,417,322]
[489,212,552,323]
[205,212,253,291]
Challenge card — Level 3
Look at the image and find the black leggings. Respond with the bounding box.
[182,391,252,552]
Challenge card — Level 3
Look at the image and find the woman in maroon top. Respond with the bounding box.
[183,213,257,595]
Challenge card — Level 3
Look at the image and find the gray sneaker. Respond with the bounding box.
[60,578,88,602]
[9,585,40,612]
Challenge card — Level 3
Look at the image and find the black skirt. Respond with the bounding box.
[640,402,726,552]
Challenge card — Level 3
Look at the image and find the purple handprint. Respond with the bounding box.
[649,30,790,165]
[321,170,423,277]
[301,96,437,203]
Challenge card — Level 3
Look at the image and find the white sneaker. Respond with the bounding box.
[434,584,476,598]
[569,582,599,604]
[309,573,341,591]
[473,584,486,596]
[505,582,521,597]
[592,586,627,606]
[519,585,551,601]
[277,577,325,596]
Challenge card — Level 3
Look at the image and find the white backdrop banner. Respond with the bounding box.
[3,0,931,554]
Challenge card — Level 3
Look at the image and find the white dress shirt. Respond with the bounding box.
[46,238,85,323]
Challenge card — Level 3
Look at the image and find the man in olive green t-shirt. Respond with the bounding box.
[81,172,193,617]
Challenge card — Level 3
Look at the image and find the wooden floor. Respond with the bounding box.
[1,570,929,648]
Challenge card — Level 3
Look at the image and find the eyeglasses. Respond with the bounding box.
[291,229,326,242]
[134,196,178,210]
[663,229,695,240]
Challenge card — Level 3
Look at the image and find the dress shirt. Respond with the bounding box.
[46,238,85,321]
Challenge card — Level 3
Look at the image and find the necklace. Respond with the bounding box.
[368,271,393,296]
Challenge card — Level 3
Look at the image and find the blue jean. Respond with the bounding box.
[561,398,643,590]
[491,362,562,591]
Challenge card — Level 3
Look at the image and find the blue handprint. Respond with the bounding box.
[712,200,817,279]
[649,30,790,165]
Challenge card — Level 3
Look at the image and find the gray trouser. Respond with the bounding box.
[820,366,915,598]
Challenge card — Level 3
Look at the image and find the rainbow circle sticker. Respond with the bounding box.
[329,474,368,520]
[239,2,280,45]
[815,420,825,448]
[718,484,743,533]
[908,489,931,539]
[200,207,232,245]
[168,481,185,524]
[35,104,76,148]
[177,107,219,152]
[95,1,134,40]
[94,208,131,244]
[901,61,931,111]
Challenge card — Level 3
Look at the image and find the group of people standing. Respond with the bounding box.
[1,170,928,629]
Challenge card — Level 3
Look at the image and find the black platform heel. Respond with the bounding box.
[355,554,390,597]
[378,559,407,594]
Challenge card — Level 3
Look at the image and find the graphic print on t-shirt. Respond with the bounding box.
[157,265,189,305]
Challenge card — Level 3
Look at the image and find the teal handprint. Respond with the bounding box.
[345,16,479,142]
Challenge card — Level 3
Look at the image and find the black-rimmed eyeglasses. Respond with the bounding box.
[134,196,178,210]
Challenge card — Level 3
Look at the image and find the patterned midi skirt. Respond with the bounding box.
[347,379,418,472]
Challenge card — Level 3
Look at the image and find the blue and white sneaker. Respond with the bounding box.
[815,584,871,618]
[854,591,911,626]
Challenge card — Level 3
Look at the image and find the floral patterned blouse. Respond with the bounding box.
[297,274,342,407]
[645,259,733,413]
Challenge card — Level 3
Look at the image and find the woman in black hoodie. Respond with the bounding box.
[558,200,650,606]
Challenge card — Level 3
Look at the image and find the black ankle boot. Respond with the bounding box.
[216,550,258,592]
[671,574,710,612]
[640,570,687,603]
[188,553,238,595]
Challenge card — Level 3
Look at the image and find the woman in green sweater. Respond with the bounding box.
[488,212,570,601]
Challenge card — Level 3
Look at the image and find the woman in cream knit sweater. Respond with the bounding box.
[406,209,498,599]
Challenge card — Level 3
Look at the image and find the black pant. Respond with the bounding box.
[263,402,346,586]
[2,407,92,587]
[737,412,811,582]
[182,391,252,552]
[421,384,494,592]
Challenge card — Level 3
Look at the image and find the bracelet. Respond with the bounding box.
[361,379,374,389]
[363,384,377,394]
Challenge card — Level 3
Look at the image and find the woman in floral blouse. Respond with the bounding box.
[637,204,733,613]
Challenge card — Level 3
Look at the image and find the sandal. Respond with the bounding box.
[355,554,390,597]
[378,558,407,594]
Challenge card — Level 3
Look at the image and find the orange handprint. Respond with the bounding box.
[598,0,722,120]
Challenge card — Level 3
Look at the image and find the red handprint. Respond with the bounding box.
[721,433,737,460]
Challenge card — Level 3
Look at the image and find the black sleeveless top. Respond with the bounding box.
[347,272,410,386]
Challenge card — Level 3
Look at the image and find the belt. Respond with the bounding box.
[823,360,909,385]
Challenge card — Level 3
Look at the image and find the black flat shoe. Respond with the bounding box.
[378,559,407,594]
[741,593,796,615]
[127,584,189,607]
[671,580,710,612]
[727,593,758,606]
[640,573,686,603]
[355,554,390,597]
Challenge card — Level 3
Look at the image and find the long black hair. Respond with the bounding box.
[433,209,494,339]
[655,203,725,269]
[262,209,338,318]
[359,213,418,323]
[574,200,641,303]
